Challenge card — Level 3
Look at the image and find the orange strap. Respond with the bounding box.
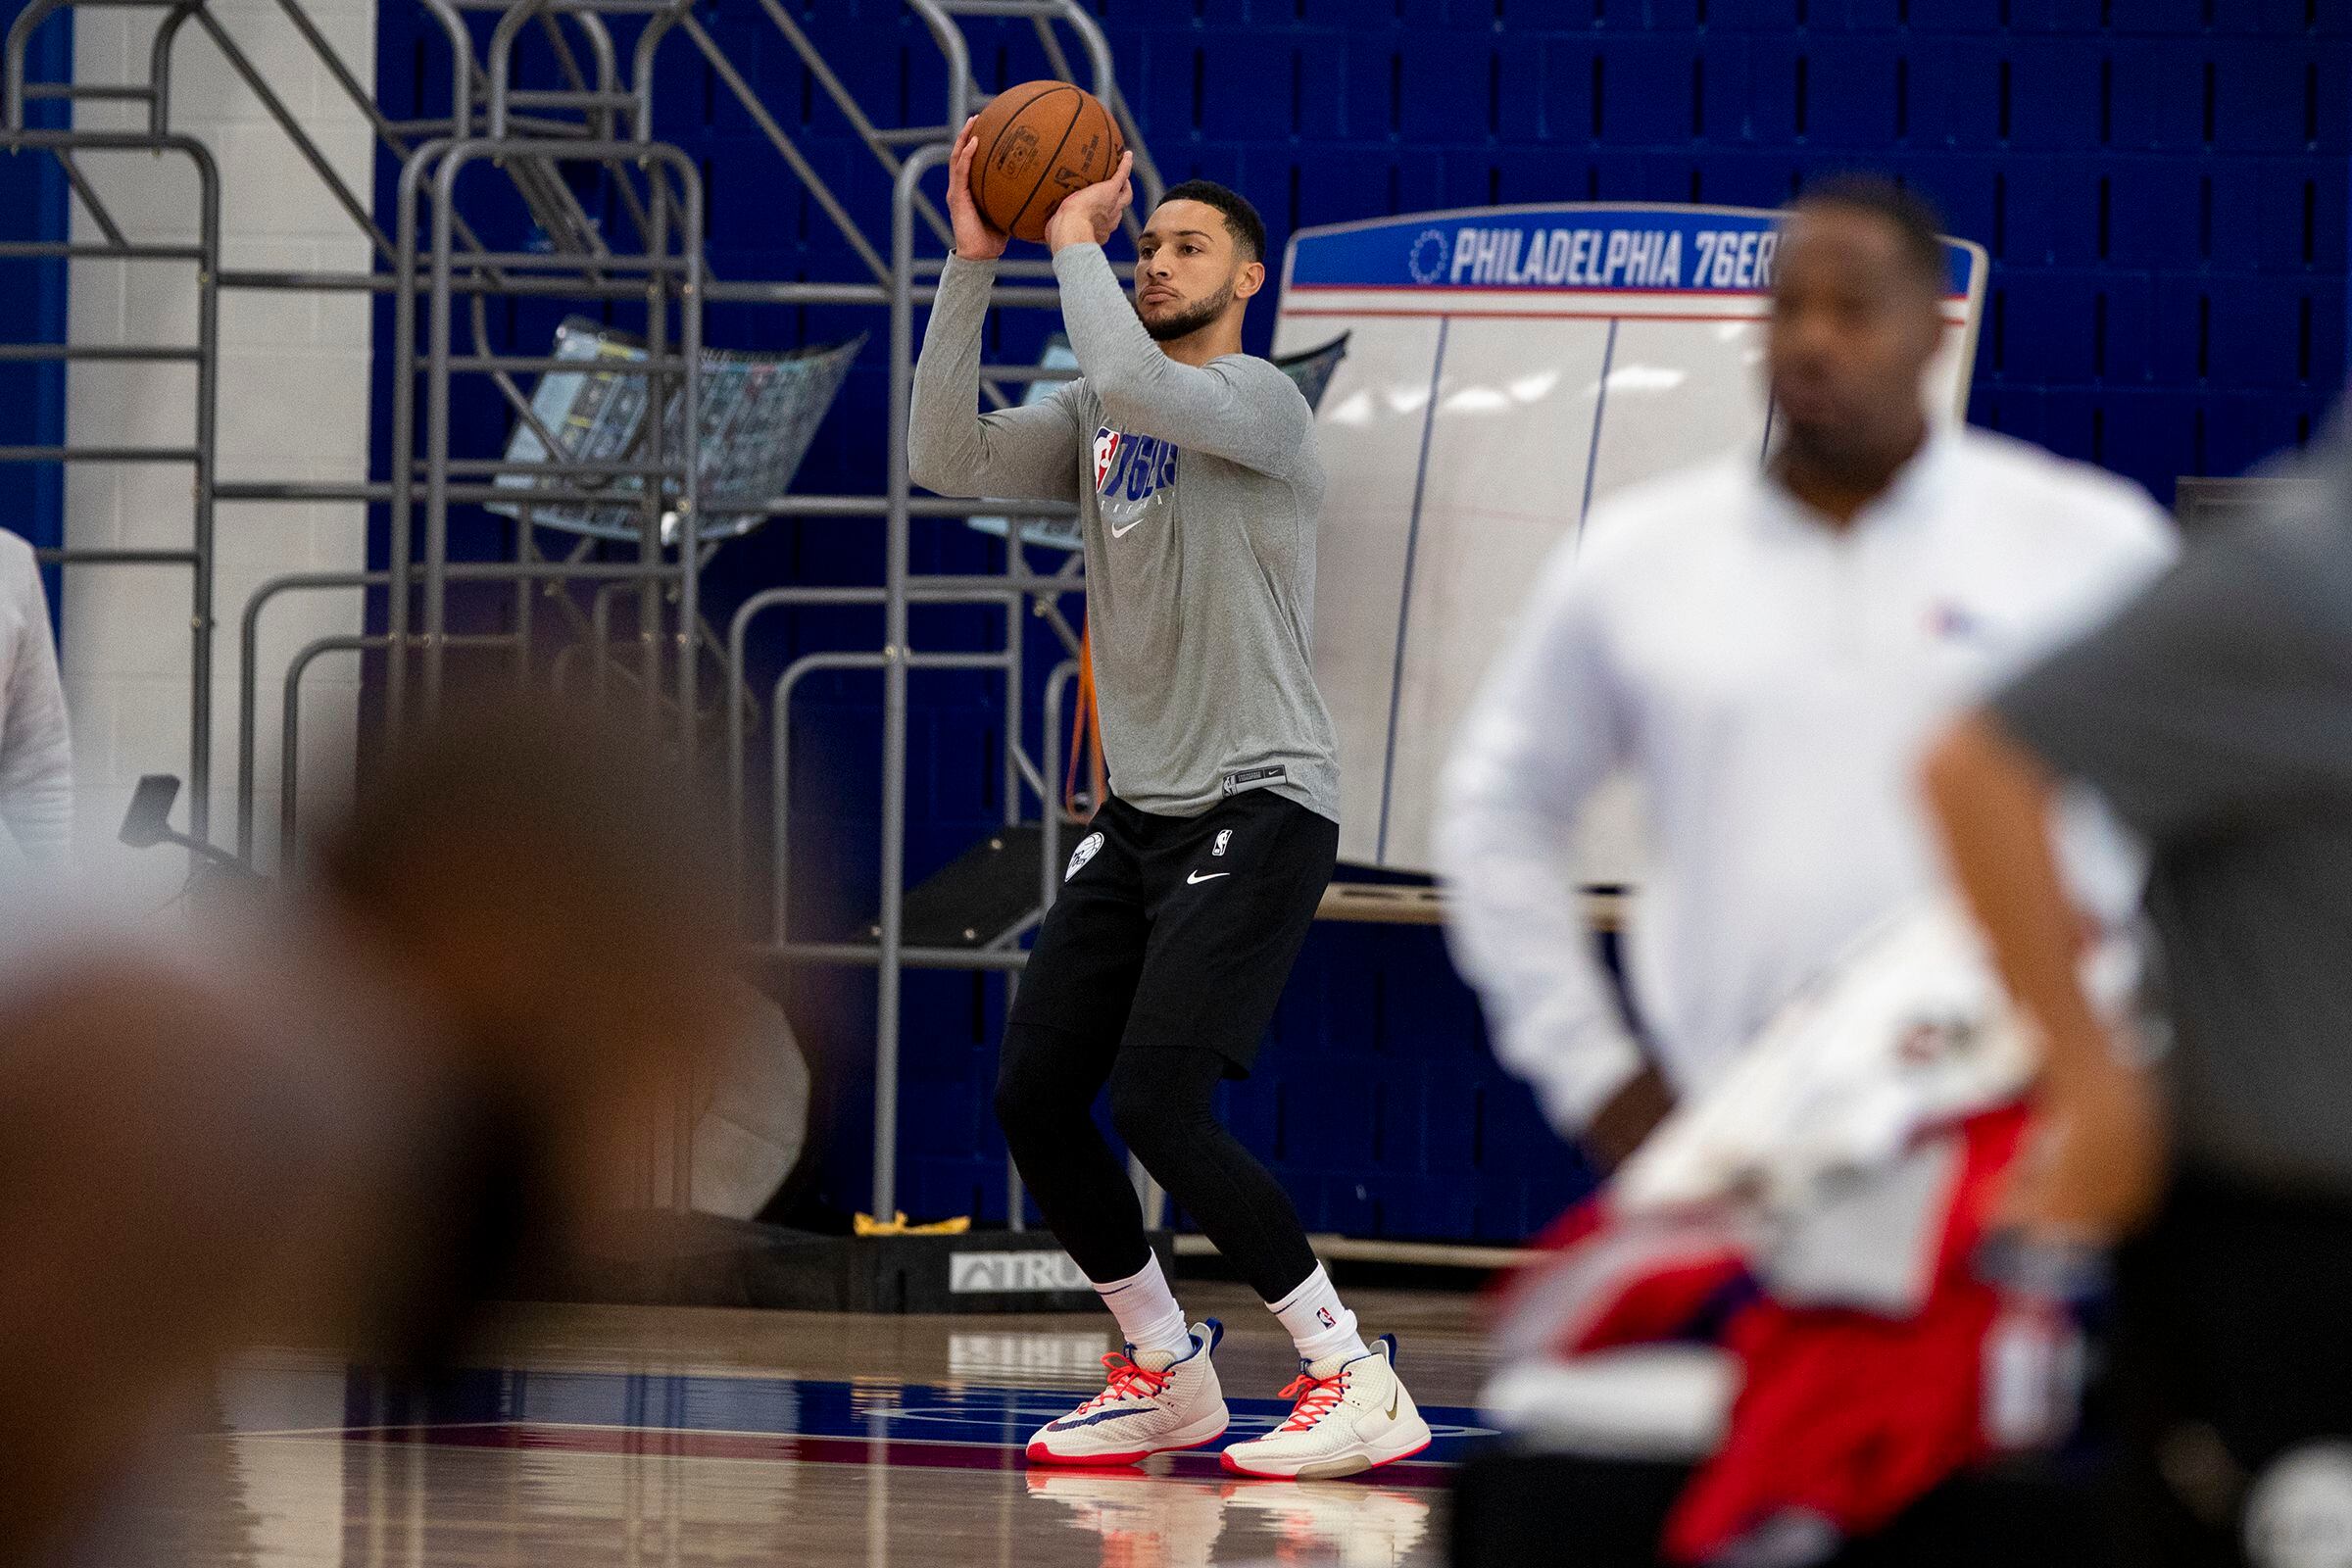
[1064,630,1107,821]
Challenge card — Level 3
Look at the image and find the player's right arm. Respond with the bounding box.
[1434,533,1660,1161]
[906,122,1085,505]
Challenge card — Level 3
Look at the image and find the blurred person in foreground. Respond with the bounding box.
[1434,176,2176,1561]
[0,701,732,1566]
[1925,422,2352,1567]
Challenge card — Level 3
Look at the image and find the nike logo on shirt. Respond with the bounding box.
[1186,871,1230,885]
[1109,515,1151,539]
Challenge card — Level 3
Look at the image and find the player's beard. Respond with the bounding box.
[1137,278,1236,343]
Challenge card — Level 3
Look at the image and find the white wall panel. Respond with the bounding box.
[65,0,375,887]
[1276,205,1988,877]
[1277,316,1443,859]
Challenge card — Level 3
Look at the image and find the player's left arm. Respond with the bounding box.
[1924,523,2331,1240]
[1045,162,1307,477]
[1434,533,1655,1151]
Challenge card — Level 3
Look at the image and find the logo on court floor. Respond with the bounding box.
[949,1250,1092,1295]
[1065,831,1104,882]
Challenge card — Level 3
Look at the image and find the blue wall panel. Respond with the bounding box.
[0,0,72,607]
[367,0,2348,1243]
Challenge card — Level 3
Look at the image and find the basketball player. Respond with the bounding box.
[907,123,1431,1478]
[1434,177,2176,1179]
[1925,421,2352,1566]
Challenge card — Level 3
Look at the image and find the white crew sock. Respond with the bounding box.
[1269,1263,1369,1366]
[1093,1253,1194,1362]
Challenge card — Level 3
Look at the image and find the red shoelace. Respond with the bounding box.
[1072,1351,1171,1415]
[1273,1368,1347,1432]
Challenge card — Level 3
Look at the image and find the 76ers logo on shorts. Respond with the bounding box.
[1065,831,1104,883]
[1094,425,1180,538]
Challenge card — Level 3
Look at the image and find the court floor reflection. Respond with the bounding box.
[69,1285,1482,1567]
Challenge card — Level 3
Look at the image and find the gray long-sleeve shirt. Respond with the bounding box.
[908,244,1339,822]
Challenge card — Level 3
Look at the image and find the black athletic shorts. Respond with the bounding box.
[1009,789,1339,1076]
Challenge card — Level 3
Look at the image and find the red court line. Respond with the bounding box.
[334,1421,1457,1491]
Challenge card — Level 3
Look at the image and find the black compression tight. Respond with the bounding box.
[994,1024,1320,1305]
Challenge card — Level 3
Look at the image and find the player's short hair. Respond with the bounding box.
[1789,173,1949,294]
[1155,180,1268,265]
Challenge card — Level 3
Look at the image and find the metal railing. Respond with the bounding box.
[0,116,220,841]
[4,0,1159,1222]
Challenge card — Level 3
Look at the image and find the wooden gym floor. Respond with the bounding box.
[74,1283,1494,1566]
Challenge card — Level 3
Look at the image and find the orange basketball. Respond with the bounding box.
[968,80,1125,245]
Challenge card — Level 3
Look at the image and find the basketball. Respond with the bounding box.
[968,80,1124,244]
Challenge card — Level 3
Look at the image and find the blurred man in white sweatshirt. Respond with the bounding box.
[0,531,71,874]
[1435,176,2175,1170]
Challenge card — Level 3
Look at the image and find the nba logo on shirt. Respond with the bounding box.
[1094,424,1180,535]
[1213,829,1232,858]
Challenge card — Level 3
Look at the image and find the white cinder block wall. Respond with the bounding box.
[66,0,375,890]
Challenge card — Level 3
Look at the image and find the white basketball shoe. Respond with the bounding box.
[1025,1319,1230,1467]
[1219,1336,1433,1480]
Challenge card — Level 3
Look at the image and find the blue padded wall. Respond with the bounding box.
[368,1,2346,1241]
[1,0,72,606]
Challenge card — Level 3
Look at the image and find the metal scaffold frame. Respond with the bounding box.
[2,0,1162,1221]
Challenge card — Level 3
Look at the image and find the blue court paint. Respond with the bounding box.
[1374,316,1451,864]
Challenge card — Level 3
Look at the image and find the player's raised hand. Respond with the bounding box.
[1043,150,1134,255]
[947,118,1009,262]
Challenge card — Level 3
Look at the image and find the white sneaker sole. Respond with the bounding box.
[1219,1413,1435,1481]
[1026,1407,1231,1469]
